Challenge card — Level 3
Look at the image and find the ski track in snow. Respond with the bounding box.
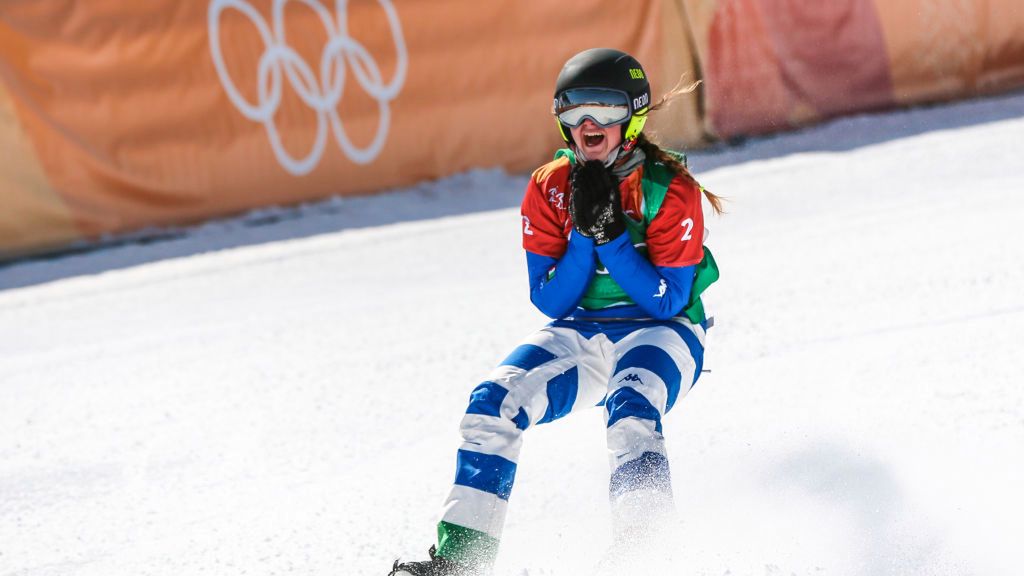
[2,93,1024,576]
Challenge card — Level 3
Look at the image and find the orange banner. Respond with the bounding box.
[2,0,1024,258]
[682,0,1024,139]
[874,0,1024,103]
[0,0,697,259]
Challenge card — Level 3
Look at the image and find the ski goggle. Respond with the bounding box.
[553,88,632,127]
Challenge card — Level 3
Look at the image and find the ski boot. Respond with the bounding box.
[389,545,473,576]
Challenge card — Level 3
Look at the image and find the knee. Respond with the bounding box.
[462,381,530,435]
[605,386,663,432]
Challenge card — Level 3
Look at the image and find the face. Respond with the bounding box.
[569,119,623,163]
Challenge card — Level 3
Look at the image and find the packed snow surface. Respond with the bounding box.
[2,93,1024,576]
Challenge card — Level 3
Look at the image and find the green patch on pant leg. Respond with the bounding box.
[436,520,500,567]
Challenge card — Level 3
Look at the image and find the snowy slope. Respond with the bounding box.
[2,93,1024,576]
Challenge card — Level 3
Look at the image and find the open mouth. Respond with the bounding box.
[582,131,605,148]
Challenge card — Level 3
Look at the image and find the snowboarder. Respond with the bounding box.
[390,47,723,576]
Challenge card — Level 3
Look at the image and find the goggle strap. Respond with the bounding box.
[556,119,571,143]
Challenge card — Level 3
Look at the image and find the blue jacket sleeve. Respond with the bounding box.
[526,232,596,319]
[594,233,695,320]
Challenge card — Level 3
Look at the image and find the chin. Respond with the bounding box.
[580,146,609,162]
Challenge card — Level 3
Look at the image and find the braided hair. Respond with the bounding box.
[637,79,724,215]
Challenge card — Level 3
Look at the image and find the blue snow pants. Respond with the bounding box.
[435,317,706,566]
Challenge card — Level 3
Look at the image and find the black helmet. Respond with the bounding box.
[553,48,651,149]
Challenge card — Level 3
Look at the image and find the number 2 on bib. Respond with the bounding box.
[680,217,694,241]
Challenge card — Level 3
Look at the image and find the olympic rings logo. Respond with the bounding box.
[208,0,408,175]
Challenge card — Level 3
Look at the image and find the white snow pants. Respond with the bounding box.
[435,318,706,565]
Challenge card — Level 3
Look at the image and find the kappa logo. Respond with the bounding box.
[618,373,643,385]
[208,0,408,175]
[548,187,565,210]
[653,278,667,298]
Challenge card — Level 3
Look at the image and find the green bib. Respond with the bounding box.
[555,149,719,324]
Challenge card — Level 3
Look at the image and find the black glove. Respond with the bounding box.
[569,160,626,245]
